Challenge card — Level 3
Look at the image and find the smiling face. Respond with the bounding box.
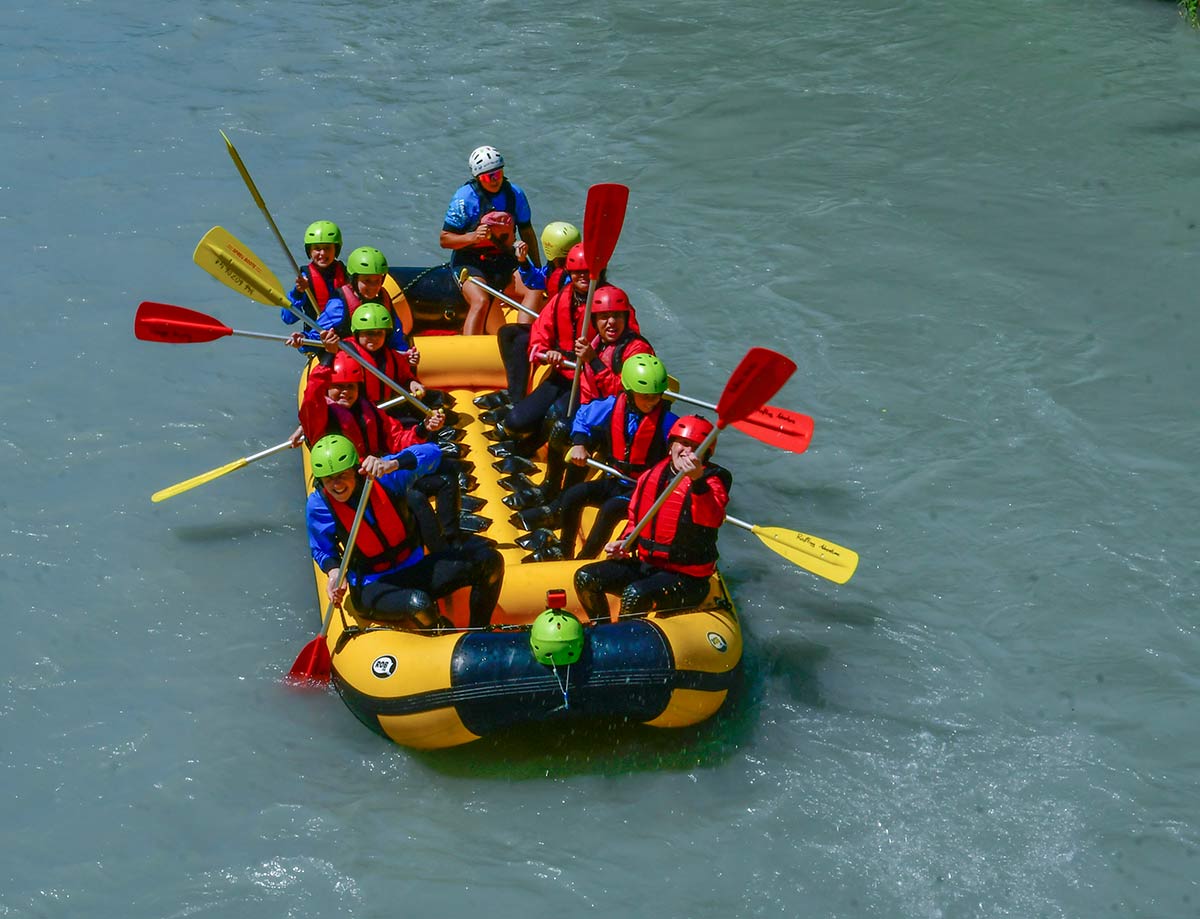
[326,380,359,408]
[308,243,337,268]
[319,467,358,503]
[355,274,385,299]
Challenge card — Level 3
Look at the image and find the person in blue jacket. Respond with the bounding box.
[514,355,677,560]
[306,435,502,630]
[283,220,348,325]
[439,145,541,335]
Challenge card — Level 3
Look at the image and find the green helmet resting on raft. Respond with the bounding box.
[540,222,581,261]
[350,302,394,332]
[310,434,359,478]
[620,353,669,395]
[529,609,585,667]
[346,246,388,277]
[304,220,342,255]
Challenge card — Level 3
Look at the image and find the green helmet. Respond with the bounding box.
[540,221,582,261]
[529,609,584,666]
[350,302,394,332]
[346,246,388,277]
[620,354,668,395]
[310,434,359,478]
[304,220,342,255]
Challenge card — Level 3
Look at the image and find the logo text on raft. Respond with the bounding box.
[707,632,728,653]
[372,655,398,678]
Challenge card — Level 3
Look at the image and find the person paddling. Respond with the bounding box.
[517,354,677,560]
[284,220,348,325]
[439,145,541,335]
[573,415,731,621]
[305,435,502,630]
[288,246,410,351]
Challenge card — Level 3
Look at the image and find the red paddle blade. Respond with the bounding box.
[716,348,798,427]
[733,405,815,453]
[287,635,331,684]
[135,301,233,344]
[582,183,630,279]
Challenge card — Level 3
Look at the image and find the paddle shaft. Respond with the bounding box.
[318,478,374,639]
[566,280,597,416]
[458,270,539,320]
[220,130,320,315]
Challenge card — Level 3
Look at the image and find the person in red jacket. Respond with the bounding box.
[573,415,731,621]
[294,351,444,455]
[572,284,652,405]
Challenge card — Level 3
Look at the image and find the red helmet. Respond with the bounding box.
[590,285,631,315]
[330,352,365,385]
[668,415,715,446]
[565,242,588,273]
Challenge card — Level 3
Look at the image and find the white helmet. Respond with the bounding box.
[469,145,504,177]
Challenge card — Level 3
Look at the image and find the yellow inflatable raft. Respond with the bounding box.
[299,332,742,750]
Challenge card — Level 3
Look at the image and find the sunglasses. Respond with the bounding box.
[478,169,503,182]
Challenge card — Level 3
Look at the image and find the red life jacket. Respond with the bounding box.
[545,265,567,297]
[327,399,388,458]
[608,392,669,475]
[581,332,653,403]
[324,481,418,573]
[344,340,416,406]
[307,260,348,311]
[627,459,732,578]
[338,284,400,334]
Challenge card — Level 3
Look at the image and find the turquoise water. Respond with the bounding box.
[2,0,1197,916]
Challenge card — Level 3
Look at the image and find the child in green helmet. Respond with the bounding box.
[344,302,425,407]
[286,219,348,325]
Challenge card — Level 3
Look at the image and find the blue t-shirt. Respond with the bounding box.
[442,180,532,233]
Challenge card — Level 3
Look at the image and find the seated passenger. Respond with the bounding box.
[574,416,730,621]
[439,145,541,334]
[284,220,348,325]
[517,355,677,560]
[305,435,502,630]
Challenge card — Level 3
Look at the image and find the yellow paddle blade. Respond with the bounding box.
[752,524,859,584]
[193,226,289,307]
[152,457,249,503]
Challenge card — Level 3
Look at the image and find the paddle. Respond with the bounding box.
[219,129,320,316]
[559,357,814,454]
[289,477,374,683]
[567,183,629,416]
[582,458,857,584]
[135,301,292,345]
[619,347,796,553]
[193,226,432,418]
[151,392,413,503]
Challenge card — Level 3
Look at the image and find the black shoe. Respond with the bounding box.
[457,473,478,492]
[515,528,561,551]
[521,545,565,563]
[458,512,493,533]
[438,442,462,458]
[487,442,521,458]
[460,495,486,513]
[501,489,548,510]
[492,456,537,475]
[498,473,537,492]
[473,391,511,409]
[514,504,558,531]
[479,407,510,426]
[436,427,465,443]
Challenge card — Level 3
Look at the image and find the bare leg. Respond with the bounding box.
[461,280,491,335]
